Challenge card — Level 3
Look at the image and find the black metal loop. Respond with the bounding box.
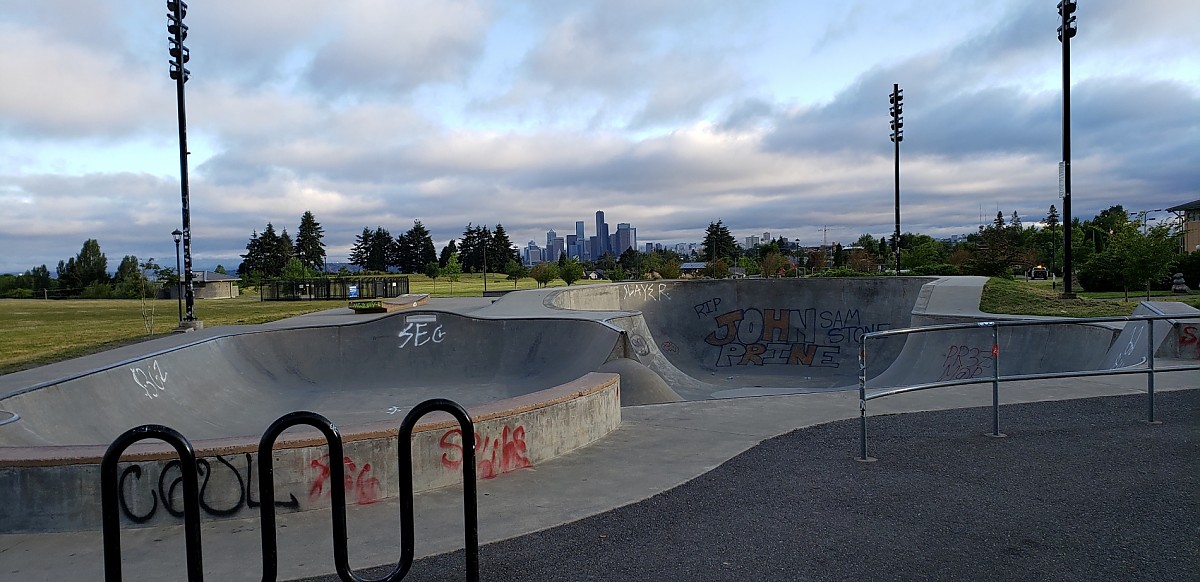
[101,424,204,581]
[257,410,347,582]
[396,399,479,582]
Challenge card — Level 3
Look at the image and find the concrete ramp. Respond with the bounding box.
[0,311,621,447]
[548,278,930,398]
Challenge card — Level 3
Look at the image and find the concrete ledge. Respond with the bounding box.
[0,372,619,533]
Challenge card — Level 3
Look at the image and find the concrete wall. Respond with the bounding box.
[0,373,619,533]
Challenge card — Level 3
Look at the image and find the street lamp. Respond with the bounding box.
[1058,0,1078,298]
[167,0,197,322]
[171,229,183,323]
[889,83,904,275]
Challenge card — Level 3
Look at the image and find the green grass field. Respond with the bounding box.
[1,275,1195,376]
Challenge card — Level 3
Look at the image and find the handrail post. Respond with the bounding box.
[857,342,875,462]
[1147,318,1159,424]
[987,323,1006,438]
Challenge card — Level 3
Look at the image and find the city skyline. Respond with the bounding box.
[2,1,1196,274]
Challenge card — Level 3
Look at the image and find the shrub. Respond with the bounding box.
[911,264,961,276]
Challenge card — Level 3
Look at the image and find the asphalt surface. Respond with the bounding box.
[306,389,1198,582]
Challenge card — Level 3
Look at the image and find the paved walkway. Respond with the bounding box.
[1,369,1194,580]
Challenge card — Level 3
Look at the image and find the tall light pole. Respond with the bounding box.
[168,0,197,322]
[1058,0,1077,298]
[889,83,904,275]
[172,229,183,323]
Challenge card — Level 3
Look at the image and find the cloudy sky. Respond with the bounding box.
[1,0,1197,274]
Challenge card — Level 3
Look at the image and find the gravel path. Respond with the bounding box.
[317,390,1199,581]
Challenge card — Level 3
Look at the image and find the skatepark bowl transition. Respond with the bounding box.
[0,276,1197,577]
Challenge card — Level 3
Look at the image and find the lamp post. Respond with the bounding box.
[172,229,183,323]
[1058,0,1078,298]
[167,0,197,322]
[889,83,904,275]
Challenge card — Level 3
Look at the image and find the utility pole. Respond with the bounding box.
[889,83,904,275]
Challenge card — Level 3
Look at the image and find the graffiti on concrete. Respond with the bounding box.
[131,360,169,399]
[694,297,722,319]
[440,424,532,479]
[622,283,670,302]
[938,345,996,381]
[117,453,300,524]
[398,321,446,349]
[1180,325,1198,358]
[701,308,889,368]
[308,454,381,506]
[630,333,652,356]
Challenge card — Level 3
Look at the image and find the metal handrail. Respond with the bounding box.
[856,313,1199,461]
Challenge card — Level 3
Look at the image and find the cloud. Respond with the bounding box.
[302,0,493,97]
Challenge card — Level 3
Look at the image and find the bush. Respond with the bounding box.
[911,264,961,276]
[1077,253,1123,292]
[81,282,115,299]
[2,288,34,299]
[810,267,862,278]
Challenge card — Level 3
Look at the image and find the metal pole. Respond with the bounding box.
[174,236,183,323]
[988,324,1006,438]
[893,84,901,276]
[1147,319,1158,423]
[1060,3,1075,298]
[169,0,196,322]
[857,344,874,462]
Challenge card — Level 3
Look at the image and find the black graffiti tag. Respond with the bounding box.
[118,453,300,523]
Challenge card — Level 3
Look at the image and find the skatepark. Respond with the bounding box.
[0,276,1196,579]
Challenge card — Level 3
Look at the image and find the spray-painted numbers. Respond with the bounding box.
[131,360,169,398]
[440,425,532,479]
[398,322,446,349]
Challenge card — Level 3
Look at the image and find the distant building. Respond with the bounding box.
[745,235,760,249]
[164,271,239,300]
[523,240,544,266]
[1167,199,1200,253]
[614,223,635,254]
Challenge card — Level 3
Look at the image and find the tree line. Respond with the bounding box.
[694,206,1197,297]
[2,204,1195,299]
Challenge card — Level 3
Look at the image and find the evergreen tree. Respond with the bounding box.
[370,227,393,272]
[57,239,109,292]
[295,211,326,273]
[398,220,436,273]
[240,229,265,279]
[439,240,458,268]
[349,228,372,271]
[459,224,488,272]
[700,220,738,263]
[489,224,518,271]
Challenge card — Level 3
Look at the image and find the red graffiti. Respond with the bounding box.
[308,454,381,505]
[440,425,532,479]
[1180,325,1199,358]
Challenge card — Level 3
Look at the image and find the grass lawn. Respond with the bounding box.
[980,277,1200,317]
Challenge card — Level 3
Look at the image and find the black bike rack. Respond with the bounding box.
[100,399,479,581]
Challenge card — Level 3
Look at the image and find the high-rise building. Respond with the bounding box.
[523,240,544,266]
[546,229,557,250]
[595,211,610,258]
[615,223,635,254]
[745,235,760,249]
